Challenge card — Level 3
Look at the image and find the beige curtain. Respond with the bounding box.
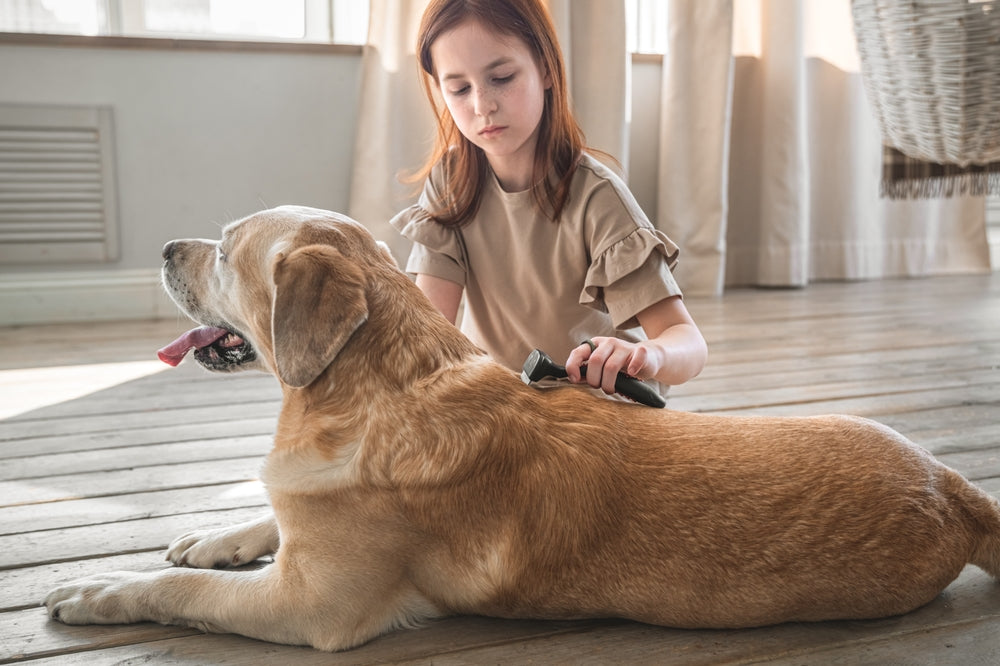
[659,0,992,295]
[348,0,629,265]
[347,0,432,264]
[547,0,629,165]
[350,1,989,294]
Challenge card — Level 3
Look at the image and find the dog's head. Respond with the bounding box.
[159,206,398,388]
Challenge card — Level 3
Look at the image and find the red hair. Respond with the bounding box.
[413,0,586,227]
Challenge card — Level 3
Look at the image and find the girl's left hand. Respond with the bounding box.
[565,337,661,396]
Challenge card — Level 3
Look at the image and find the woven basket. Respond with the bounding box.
[852,0,1000,166]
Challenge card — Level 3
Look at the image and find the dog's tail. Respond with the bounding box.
[965,481,1000,579]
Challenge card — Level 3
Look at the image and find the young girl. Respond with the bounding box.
[391,0,707,398]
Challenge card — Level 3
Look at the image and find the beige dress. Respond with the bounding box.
[391,153,683,389]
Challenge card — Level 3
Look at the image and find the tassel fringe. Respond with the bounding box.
[881,144,1000,199]
[881,171,1000,199]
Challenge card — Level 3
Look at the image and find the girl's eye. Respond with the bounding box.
[449,85,470,96]
[493,74,514,85]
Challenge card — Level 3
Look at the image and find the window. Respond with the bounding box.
[0,0,369,45]
[626,0,668,55]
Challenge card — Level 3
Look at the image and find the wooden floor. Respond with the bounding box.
[1,274,999,665]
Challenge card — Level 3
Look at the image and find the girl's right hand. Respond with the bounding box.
[566,337,656,396]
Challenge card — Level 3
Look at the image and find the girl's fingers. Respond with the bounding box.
[565,341,595,382]
[567,338,651,393]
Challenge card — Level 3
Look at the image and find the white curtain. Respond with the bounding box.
[349,0,992,291]
[659,0,992,295]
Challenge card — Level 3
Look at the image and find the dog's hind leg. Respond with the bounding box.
[166,513,279,569]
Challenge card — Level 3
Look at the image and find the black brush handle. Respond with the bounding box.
[521,348,665,408]
[580,364,666,408]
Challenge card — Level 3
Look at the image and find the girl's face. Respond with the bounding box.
[431,19,551,191]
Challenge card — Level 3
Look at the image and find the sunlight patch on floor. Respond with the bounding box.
[0,360,169,420]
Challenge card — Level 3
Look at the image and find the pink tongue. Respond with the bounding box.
[157,326,230,366]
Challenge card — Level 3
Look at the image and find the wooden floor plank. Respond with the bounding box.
[14,617,615,666]
[0,417,276,459]
[0,506,268,570]
[0,319,192,371]
[0,372,281,423]
[0,481,266,535]
[0,400,280,442]
[0,457,264,507]
[1,607,200,663]
[761,619,1000,666]
[0,434,271,481]
[681,383,997,421]
[670,367,997,414]
[689,341,1000,386]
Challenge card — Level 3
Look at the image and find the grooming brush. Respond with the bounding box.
[520,349,666,408]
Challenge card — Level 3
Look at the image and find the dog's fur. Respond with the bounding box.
[45,206,1000,651]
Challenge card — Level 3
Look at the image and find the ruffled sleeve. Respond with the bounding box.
[389,170,468,286]
[581,226,682,329]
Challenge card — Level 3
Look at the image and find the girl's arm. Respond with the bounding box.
[415,273,464,325]
[566,295,707,392]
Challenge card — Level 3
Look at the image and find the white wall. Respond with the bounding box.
[0,40,362,324]
[626,58,662,228]
[0,40,663,325]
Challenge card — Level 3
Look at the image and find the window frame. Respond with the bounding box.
[0,0,367,50]
[626,0,668,55]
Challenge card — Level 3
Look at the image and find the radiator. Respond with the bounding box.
[0,104,119,265]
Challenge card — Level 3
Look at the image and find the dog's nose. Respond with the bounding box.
[162,241,177,261]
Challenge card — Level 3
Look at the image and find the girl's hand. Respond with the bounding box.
[564,296,708,391]
[565,337,662,396]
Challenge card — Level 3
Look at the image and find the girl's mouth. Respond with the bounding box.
[480,125,506,138]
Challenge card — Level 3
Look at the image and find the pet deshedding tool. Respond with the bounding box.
[520,349,666,408]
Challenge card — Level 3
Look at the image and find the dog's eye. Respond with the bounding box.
[217,246,228,263]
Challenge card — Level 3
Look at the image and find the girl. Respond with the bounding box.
[391,0,706,398]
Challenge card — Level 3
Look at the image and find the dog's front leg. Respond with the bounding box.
[45,561,441,651]
[45,567,321,648]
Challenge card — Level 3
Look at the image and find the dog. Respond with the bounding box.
[45,206,1000,651]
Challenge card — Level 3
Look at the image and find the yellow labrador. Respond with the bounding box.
[45,206,1000,651]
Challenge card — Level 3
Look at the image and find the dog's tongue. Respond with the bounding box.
[157,326,230,366]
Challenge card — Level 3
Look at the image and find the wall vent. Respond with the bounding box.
[0,104,119,265]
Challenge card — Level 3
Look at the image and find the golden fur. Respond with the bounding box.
[45,206,1000,651]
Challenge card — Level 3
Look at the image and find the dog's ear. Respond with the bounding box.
[271,245,367,388]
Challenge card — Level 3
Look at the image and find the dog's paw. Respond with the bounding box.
[45,571,148,625]
[166,518,277,569]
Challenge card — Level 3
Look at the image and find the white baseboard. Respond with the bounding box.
[0,269,176,326]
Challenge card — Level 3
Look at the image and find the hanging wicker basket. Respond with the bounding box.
[852,0,1000,166]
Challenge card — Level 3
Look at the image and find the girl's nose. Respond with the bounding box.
[474,88,498,116]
